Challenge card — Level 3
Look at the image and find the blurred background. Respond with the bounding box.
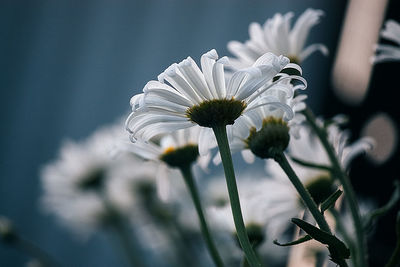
[0,0,398,266]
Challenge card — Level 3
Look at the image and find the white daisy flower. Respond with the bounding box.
[40,122,161,236]
[126,49,303,156]
[207,177,270,246]
[206,176,289,265]
[220,81,307,163]
[227,8,328,69]
[126,126,211,169]
[124,126,212,200]
[373,20,400,63]
[260,120,374,237]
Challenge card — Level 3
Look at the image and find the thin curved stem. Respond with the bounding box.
[13,236,61,267]
[385,211,400,267]
[212,124,262,267]
[108,208,147,267]
[180,165,225,267]
[274,152,332,234]
[303,107,367,267]
[385,239,400,267]
[102,197,146,267]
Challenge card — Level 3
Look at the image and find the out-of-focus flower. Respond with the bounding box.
[207,177,270,246]
[126,49,301,156]
[219,81,306,163]
[126,126,210,170]
[260,120,374,237]
[206,176,288,264]
[40,122,162,236]
[227,8,328,69]
[124,126,211,200]
[373,20,400,63]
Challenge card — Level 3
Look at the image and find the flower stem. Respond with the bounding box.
[274,152,332,234]
[179,165,225,267]
[384,211,400,267]
[331,209,358,267]
[103,200,146,267]
[212,124,262,267]
[13,236,61,267]
[385,242,400,267]
[110,212,146,267]
[303,107,367,267]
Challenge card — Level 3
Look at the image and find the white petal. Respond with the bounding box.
[198,127,216,156]
[201,49,220,98]
[212,57,228,98]
[299,43,329,61]
[178,57,212,100]
[226,67,262,99]
[241,149,255,164]
[162,63,203,104]
[290,9,324,55]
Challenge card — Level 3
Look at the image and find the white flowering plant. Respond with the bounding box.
[1,8,399,267]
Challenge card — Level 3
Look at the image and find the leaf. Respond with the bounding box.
[273,235,312,246]
[290,156,333,172]
[291,218,333,245]
[291,218,350,265]
[320,189,343,214]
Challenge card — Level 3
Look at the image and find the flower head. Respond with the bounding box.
[124,126,212,200]
[126,126,211,169]
[40,122,163,236]
[207,176,270,247]
[227,8,328,69]
[126,50,300,153]
[220,81,307,163]
[373,20,400,63]
[206,175,289,264]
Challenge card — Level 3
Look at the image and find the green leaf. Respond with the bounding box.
[291,218,333,245]
[290,156,333,172]
[273,235,312,246]
[320,189,343,214]
[291,218,350,265]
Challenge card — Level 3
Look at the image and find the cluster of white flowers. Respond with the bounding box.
[25,7,398,267]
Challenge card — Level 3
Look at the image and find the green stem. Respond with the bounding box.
[111,213,146,267]
[385,237,400,267]
[141,192,194,267]
[212,124,262,267]
[179,165,225,267]
[303,107,367,267]
[274,152,332,234]
[331,209,357,267]
[103,200,146,267]
[14,236,61,267]
[385,211,400,267]
[290,156,333,172]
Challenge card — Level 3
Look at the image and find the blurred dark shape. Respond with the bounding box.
[324,0,400,265]
[332,0,388,105]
